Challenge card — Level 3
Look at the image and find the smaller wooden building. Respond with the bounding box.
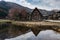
[48,11,60,20]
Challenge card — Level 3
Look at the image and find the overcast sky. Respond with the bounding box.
[0,0,60,10]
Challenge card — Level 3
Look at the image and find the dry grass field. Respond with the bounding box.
[0,19,60,28]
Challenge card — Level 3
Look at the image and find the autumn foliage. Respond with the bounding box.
[7,7,28,20]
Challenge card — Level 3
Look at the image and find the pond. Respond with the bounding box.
[5,30,60,40]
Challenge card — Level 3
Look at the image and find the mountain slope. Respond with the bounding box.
[0,1,60,19]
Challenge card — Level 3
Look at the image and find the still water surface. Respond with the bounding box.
[5,30,60,40]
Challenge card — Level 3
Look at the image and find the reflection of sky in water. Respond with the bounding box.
[5,30,60,40]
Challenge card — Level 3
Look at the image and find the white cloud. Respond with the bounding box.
[1,0,60,10]
[26,0,60,10]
